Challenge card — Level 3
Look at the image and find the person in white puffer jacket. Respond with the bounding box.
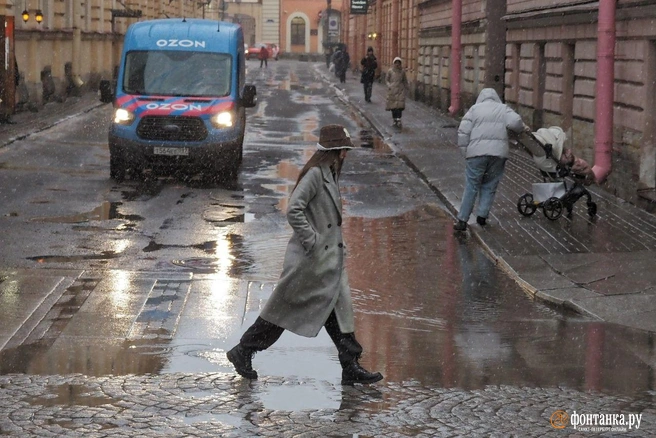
[454,88,527,231]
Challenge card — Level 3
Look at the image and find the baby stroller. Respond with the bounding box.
[516,126,597,220]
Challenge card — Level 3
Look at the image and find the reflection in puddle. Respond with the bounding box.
[258,383,341,411]
[182,413,243,426]
[202,205,245,223]
[26,383,118,407]
[27,251,121,262]
[143,240,218,254]
[359,129,392,152]
[168,233,254,276]
[72,222,137,232]
[30,201,144,224]
[341,206,656,397]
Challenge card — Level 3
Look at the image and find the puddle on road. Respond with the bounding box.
[258,383,341,411]
[27,251,121,263]
[359,129,392,152]
[182,412,243,427]
[143,240,219,254]
[30,201,144,224]
[202,205,247,223]
[166,232,254,275]
[25,383,119,407]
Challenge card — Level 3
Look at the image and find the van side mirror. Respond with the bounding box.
[242,84,257,108]
[99,79,114,104]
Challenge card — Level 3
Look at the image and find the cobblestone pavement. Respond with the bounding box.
[1,373,654,436]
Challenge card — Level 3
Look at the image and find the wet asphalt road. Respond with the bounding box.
[0,60,654,436]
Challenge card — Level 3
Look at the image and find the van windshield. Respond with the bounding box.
[123,50,232,97]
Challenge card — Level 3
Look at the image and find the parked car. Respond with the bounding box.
[247,43,279,60]
[267,43,280,60]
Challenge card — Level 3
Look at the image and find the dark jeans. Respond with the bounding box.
[260,59,267,68]
[391,108,403,119]
[363,81,373,101]
[239,311,363,365]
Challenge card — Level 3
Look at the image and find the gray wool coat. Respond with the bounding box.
[259,164,355,338]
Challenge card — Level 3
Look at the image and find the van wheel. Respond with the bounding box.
[110,152,126,181]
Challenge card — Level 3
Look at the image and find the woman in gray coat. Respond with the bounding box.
[227,124,383,386]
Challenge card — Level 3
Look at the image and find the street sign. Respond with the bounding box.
[350,0,368,15]
[328,17,339,32]
[110,9,142,18]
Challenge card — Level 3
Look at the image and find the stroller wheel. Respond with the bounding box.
[587,202,597,217]
[543,197,564,220]
[517,193,537,216]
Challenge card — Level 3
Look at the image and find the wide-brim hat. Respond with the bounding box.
[317,124,354,150]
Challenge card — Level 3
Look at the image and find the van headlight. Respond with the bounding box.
[211,111,233,128]
[113,108,135,125]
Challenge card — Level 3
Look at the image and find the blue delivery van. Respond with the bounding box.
[100,18,257,181]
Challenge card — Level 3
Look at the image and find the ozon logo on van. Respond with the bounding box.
[156,39,206,48]
[145,103,203,111]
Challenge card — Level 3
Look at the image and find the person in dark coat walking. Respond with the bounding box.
[227,124,384,386]
[360,46,377,103]
[259,45,269,68]
[334,45,350,83]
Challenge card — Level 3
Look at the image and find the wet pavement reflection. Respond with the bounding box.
[345,206,655,398]
[2,203,654,403]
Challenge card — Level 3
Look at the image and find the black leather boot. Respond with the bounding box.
[226,344,258,379]
[341,360,383,385]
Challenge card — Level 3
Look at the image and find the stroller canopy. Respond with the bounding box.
[529,126,566,173]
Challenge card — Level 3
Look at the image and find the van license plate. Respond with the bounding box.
[154,147,189,156]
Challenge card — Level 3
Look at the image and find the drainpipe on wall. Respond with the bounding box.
[592,0,616,184]
[71,0,84,89]
[448,0,462,117]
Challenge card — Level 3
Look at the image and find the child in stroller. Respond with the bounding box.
[516,126,597,220]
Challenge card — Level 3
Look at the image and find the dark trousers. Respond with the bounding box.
[260,59,267,68]
[391,108,403,119]
[363,81,373,101]
[239,311,363,366]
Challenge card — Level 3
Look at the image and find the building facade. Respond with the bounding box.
[341,0,419,97]
[280,0,344,55]
[344,0,656,210]
[5,0,206,111]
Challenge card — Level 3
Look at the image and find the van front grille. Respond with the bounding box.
[137,116,208,142]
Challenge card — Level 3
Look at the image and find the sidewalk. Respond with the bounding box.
[317,64,656,334]
[0,92,105,147]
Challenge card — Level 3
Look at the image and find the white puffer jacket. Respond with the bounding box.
[458,88,524,159]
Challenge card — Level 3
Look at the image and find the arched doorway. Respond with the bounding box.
[286,13,310,53]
